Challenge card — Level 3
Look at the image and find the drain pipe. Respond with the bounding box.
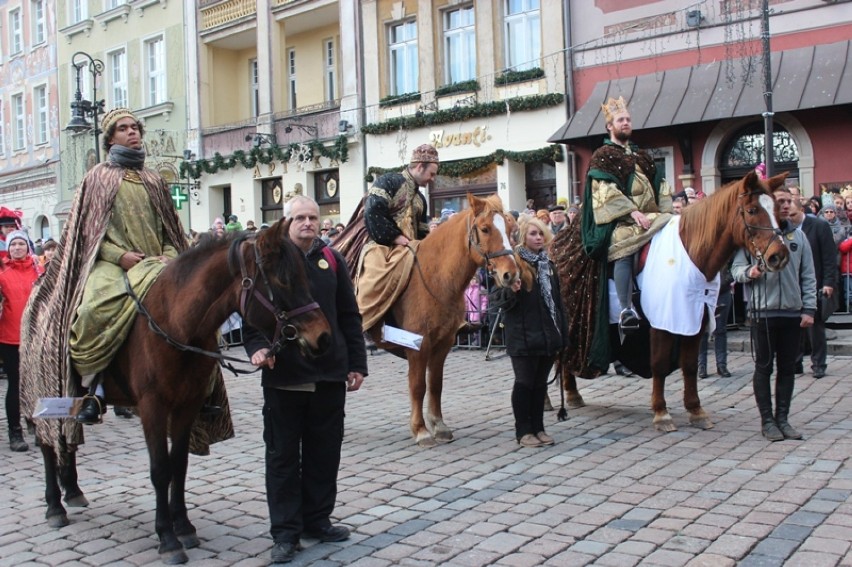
[562,1,579,204]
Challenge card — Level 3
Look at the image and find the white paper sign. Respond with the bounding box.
[382,324,423,351]
[32,397,83,419]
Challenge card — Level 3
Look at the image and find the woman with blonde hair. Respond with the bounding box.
[491,217,568,448]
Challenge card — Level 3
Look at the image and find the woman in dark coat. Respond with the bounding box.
[492,217,568,448]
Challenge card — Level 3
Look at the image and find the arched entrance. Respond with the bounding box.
[719,123,800,185]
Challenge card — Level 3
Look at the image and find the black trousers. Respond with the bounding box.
[0,344,21,429]
[752,317,802,377]
[510,355,553,440]
[263,382,345,544]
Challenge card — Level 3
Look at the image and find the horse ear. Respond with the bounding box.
[467,192,484,214]
[767,172,790,192]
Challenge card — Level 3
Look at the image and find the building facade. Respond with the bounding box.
[189,0,362,232]
[57,0,190,230]
[550,0,852,199]
[0,0,60,241]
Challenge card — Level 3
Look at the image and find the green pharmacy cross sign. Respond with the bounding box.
[170,185,189,210]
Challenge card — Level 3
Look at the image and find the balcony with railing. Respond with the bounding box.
[200,0,257,32]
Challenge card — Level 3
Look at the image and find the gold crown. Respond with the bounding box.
[840,185,852,200]
[601,96,629,123]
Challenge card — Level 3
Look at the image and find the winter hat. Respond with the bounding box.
[5,230,33,253]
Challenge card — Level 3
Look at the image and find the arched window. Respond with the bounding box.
[719,123,799,184]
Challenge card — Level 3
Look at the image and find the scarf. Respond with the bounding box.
[517,246,561,335]
[108,144,147,169]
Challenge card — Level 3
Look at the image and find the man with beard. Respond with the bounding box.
[581,97,673,333]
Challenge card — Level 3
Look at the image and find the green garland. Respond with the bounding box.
[495,67,545,86]
[379,91,422,108]
[435,80,480,97]
[180,136,349,180]
[361,93,564,136]
[364,144,563,182]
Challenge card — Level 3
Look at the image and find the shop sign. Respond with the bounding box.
[430,126,491,149]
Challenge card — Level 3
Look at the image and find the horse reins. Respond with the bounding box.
[124,237,320,374]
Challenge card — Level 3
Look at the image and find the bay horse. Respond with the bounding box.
[369,193,518,447]
[33,220,331,565]
[554,171,790,431]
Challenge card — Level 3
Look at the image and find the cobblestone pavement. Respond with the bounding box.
[1,348,850,567]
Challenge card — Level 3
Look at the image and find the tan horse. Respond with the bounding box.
[372,193,519,447]
[554,171,790,431]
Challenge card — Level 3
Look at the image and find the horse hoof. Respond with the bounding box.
[653,416,677,432]
[567,396,586,409]
[416,436,437,448]
[177,533,200,549]
[433,430,454,443]
[64,494,89,507]
[690,416,715,430]
[47,514,69,528]
[160,549,189,565]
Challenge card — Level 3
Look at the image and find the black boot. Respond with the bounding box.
[775,373,803,440]
[76,396,105,425]
[8,425,28,452]
[753,372,783,441]
[698,364,708,379]
[717,364,732,378]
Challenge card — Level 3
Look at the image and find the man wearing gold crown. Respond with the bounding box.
[581,96,673,333]
[334,144,437,334]
[21,109,232,450]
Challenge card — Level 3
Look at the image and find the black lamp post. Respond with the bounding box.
[65,51,105,163]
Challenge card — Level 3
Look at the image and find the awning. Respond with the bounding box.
[549,39,852,144]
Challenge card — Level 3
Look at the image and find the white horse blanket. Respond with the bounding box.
[610,216,720,336]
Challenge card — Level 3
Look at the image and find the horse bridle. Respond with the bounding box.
[466,214,514,271]
[234,237,320,356]
[737,190,784,271]
[125,236,320,374]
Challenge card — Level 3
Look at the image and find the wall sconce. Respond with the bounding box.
[283,123,318,138]
[339,119,354,133]
[245,132,277,148]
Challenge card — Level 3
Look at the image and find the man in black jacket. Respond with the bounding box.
[245,195,367,564]
[789,198,836,378]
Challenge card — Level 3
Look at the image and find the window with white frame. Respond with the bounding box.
[288,48,297,110]
[70,0,88,23]
[0,101,5,156]
[32,1,46,45]
[250,58,259,117]
[106,0,128,9]
[109,48,128,108]
[72,60,93,103]
[12,93,25,150]
[144,36,166,105]
[9,8,22,55]
[444,6,476,85]
[389,20,418,95]
[34,85,48,145]
[504,0,540,71]
[324,39,336,102]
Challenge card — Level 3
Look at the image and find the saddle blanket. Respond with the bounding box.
[628,216,720,336]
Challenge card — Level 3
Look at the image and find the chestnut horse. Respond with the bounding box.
[28,220,331,565]
[370,193,518,447]
[554,171,790,431]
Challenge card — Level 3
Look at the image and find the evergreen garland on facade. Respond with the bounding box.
[364,144,564,182]
[179,136,349,180]
[361,93,564,135]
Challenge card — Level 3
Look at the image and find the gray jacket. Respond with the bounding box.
[731,221,817,318]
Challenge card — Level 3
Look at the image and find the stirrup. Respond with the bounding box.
[618,308,640,343]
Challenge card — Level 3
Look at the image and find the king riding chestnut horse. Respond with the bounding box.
[364,193,518,447]
[22,220,331,565]
[553,171,790,431]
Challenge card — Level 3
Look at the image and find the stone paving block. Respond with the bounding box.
[475,532,530,554]
[749,537,800,560]
[491,551,547,567]
[568,539,611,556]
[772,522,814,542]
[642,548,696,566]
[684,553,737,567]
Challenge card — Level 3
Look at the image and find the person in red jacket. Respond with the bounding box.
[839,235,852,311]
[0,230,43,451]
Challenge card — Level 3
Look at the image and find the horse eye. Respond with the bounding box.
[480,226,489,234]
[747,207,758,215]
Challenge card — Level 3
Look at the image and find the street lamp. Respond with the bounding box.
[65,51,105,163]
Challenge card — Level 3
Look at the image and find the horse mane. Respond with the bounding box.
[678,178,744,262]
[167,231,236,285]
